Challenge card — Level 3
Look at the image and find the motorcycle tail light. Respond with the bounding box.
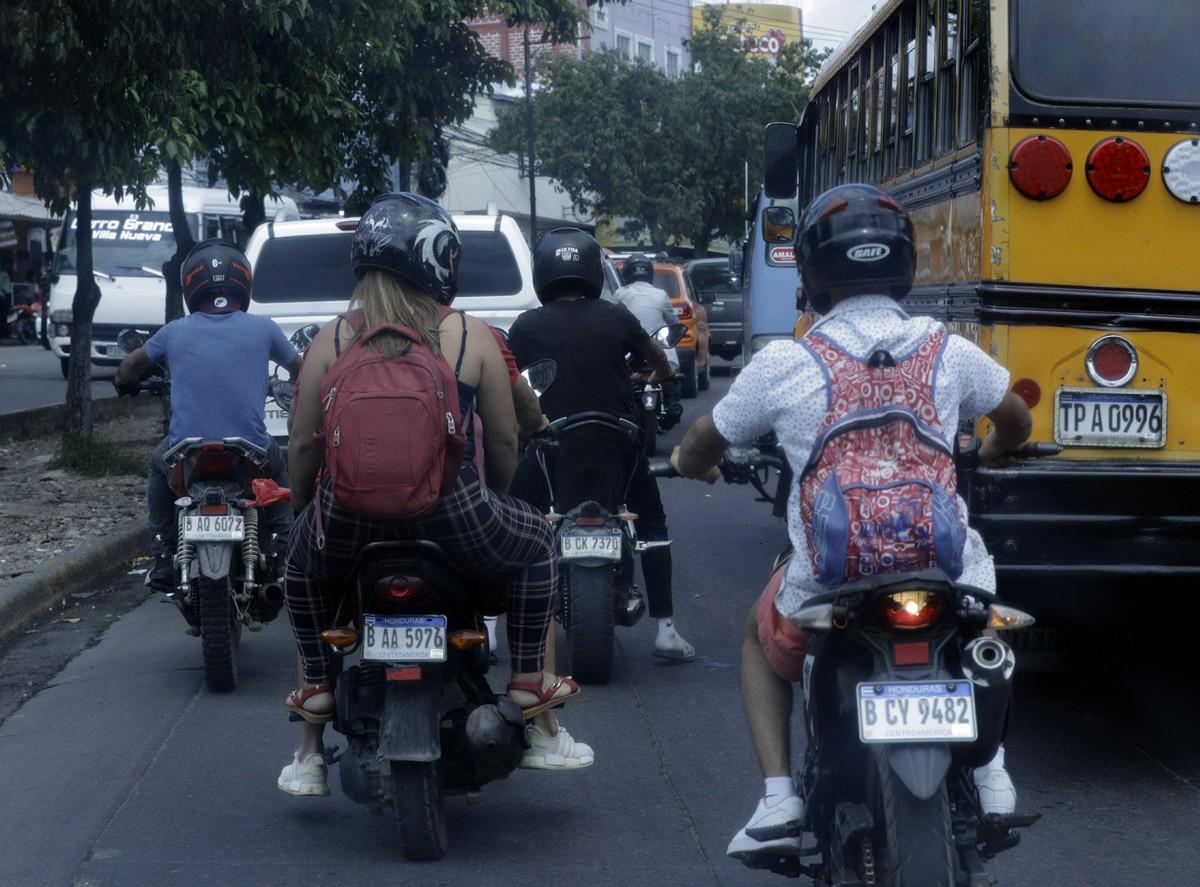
[200,503,229,516]
[191,445,239,476]
[573,517,606,527]
[375,575,426,603]
[879,590,944,630]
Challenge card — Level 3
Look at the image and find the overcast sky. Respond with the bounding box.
[799,0,880,48]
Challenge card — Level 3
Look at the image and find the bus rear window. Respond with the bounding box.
[1014,1,1200,107]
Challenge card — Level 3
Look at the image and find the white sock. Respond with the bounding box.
[764,776,796,802]
[657,618,676,634]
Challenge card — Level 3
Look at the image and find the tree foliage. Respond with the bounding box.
[491,7,831,255]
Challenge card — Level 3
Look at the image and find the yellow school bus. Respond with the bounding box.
[781,0,1200,610]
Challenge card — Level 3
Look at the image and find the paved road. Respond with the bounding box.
[0,344,116,414]
[1,371,1197,886]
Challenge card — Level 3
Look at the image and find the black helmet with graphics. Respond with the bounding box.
[531,227,604,304]
[795,183,915,315]
[181,239,252,313]
[621,253,654,285]
[351,192,461,304]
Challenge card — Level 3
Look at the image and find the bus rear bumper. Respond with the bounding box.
[964,460,1200,580]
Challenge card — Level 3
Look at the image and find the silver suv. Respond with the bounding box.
[245,211,538,439]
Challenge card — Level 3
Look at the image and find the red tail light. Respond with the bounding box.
[1012,378,1042,408]
[573,516,606,527]
[879,590,944,630]
[191,445,239,476]
[375,575,426,603]
[1086,137,1151,202]
[1009,134,1073,200]
[675,302,693,321]
[200,503,229,516]
[1086,335,1138,387]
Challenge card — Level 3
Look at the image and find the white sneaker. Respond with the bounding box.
[519,725,595,770]
[653,620,696,661]
[727,795,804,859]
[975,760,1017,815]
[277,752,330,797]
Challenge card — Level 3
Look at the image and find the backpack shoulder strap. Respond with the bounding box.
[454,311,467,379]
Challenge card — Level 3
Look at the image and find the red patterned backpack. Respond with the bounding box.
[798,326,965,588]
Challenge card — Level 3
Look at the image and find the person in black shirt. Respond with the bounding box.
[507,228,696,661]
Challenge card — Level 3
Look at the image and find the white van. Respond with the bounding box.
[244,211,539,439]
[47,185,299,377]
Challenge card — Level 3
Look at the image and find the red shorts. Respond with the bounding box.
[756,565,810,683]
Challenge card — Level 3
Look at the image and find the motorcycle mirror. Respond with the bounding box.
[520,359,557,398]
[269,378,295,413]
[289,323,322,353]
[653,323,688,349]
[116,327,149,354]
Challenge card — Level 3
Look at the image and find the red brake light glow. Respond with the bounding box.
[191,446,239,476]
[375,575,426,603]
[880,590,943,630]
[1085,335,1138,387]
[1012,378,1042,408]
[675,302,693,321]
[1008,135,1073,200]
[1086,137,1151,202]
[573,516,606,527]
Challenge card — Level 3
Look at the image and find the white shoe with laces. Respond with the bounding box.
[519,725,595,770]
[727,794,804,859]
[277,752,330,797]
[975,747,1017,815]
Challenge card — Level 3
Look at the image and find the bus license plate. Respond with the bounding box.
[560,530,621,561]
[362,615,446,662]
[183,514,244,541]
[856,682,977,743]
[1054,388,1165,448]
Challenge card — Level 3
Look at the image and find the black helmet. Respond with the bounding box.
[622,253,654,285]
[351,192,461,304]
[795,183,916,315]
[181,239,252,312]
[531,227,604,303]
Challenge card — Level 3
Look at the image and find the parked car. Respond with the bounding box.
[686,258,742,363]
[245,211,540,439]
[609,255,710,398]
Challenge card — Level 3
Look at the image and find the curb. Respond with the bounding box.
[0,523,147,644]
[0,395,158,440]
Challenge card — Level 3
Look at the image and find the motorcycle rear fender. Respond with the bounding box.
[379,675,442,763]
[194,542,234,580]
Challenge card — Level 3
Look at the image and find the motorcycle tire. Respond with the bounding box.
[642,409,658,457]
[697,360,710,392]
[566,564,616,684]
[198,576,240,692]
[868,746,957,887]
[679,352,698,399]
[17,318,37,345]
[391,760,447,861]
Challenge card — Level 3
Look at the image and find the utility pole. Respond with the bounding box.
[523,25,537,240]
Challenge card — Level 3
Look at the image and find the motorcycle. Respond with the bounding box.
[629,323,688,457]
[116,327,301,692]
[524,359,670,684]
[271,360,527,863]
[652,442,1057,885]
[6,298,40,345]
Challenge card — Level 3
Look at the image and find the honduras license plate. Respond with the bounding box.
[183,513,244,541]
[362,615,446,662]
[560,529,622,560]
[856,681,977,743]
[1054,387,1165,448]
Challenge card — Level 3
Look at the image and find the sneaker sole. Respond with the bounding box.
[277,779,331,797]
[745,820,802,841]
[519,754,595,770]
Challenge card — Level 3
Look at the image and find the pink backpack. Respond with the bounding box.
[317,313,466,520]
[798,327,965,587]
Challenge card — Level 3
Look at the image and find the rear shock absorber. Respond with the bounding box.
[175,510,194,588]
[241,507,260,587]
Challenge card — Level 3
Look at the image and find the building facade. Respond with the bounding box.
[588,1,692,76]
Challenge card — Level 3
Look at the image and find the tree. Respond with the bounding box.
[0,1,169,441]
[490,7,830,255]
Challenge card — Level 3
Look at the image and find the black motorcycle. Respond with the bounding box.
[271,361,526,862]
[628,323,688,457]
[654,443,1055,885]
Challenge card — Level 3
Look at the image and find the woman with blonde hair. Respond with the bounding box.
[277,193,586,796]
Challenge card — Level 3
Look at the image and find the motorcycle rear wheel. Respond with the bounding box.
[198,576,240,692]
[17,318,37,345]
[565,564,616,684]
[868,746,957,887]
[391,760,447,861]
[642,408,658,456]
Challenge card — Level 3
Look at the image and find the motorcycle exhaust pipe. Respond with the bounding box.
[254,581,286,623]
[955,636,1015,768]
[466,697,526,778]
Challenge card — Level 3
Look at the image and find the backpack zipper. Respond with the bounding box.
[323,386,337,412]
